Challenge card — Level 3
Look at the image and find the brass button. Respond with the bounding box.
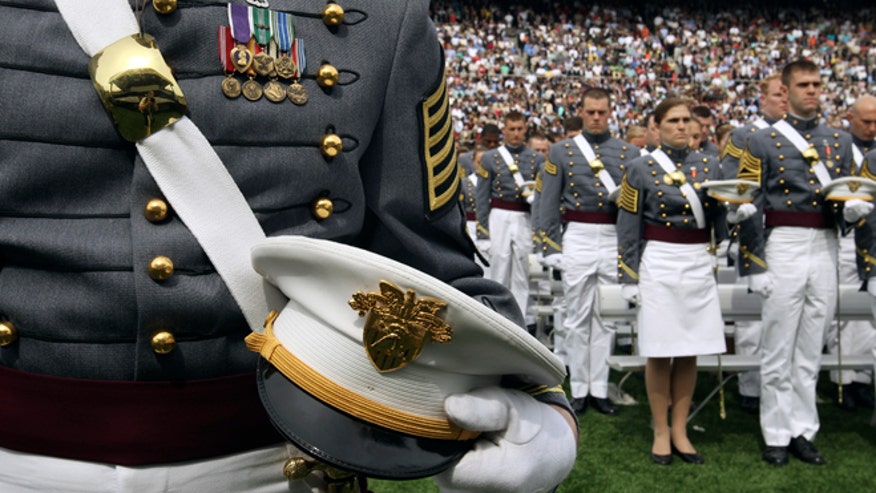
[320,133,343,157]
[145,198,169,222]
[312,198,334,220]
[151,331,176,354]
[322,3,345,26]
[0,321,17,347]
[153,0,177,14]
[148,256,174,281]
[316,64,339,88]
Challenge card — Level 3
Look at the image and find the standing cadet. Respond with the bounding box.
[539,88,638,415]
[826,94,876,411]
[720,73,788,414]
[459,124,501,175]
[476,111,545,316]
[854,147,876,421]
[734,60,870,466]
[0,1,577,491]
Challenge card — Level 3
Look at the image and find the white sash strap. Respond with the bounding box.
[572,135,618,195]
[852,144,864,174]
[640,148,650,156]
[752,117,769,130]
[467,173,478,187]
[773,119,833,187]
[498,146,526,188]
[651,149,706,229]
[55,0,275,332]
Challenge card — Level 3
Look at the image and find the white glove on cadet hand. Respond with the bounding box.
[727,202,757,224]
[843,199,874,223]
[434,387,577,493]
[621,284,640,306]
[541,253,563,271]
[748,272,773,298]
[476,239,491,259]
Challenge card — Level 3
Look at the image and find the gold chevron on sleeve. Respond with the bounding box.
[737,144,762,184]
[421,76,458,212]
[617,172,639,214]
[859,158,876,180]
[721,138,743,160]
[544,158,558,176]
[535,172,543,192]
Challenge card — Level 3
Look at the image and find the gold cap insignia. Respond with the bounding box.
[589,158,605,174]
[802,146,820,165]
[736,182,751,195]
[350,281,452,372]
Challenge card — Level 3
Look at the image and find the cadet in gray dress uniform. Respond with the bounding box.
[720,74,787,414]
[475,111,545,316]
[539,88,637,416]
[825,95,876,411]
[0,1,576,491]
[458,124,500,176]
[734,60,865,466]
[616,98,726,465]
[853,148,876,421]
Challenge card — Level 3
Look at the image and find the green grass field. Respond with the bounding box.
[370,368,876,492]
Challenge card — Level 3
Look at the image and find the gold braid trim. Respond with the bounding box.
[245,312,479,441]
[518,384,566,397]
[544,159,558,176]
[476,160,489,179]
[739,245,767,269]
[535,171,543,192]
[859,158,876,181]
[617,173,639,213]
[721,138,743,160]
[737,144,762,185]
[619,260,638,280]
[541,232,562,252]
[857,247,876,266]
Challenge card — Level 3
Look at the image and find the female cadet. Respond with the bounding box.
[615,97,727,465]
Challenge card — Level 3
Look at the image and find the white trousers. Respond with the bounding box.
[760,227,837,446]
[825,236,876,385]
[486,208,532,316]
[734,320,763,397]
[561,222,617,399]
[0,445,318,493]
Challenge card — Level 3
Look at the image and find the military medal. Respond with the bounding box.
[228,3,253,73]
[251,7,275,77]
[287,82,308,105]
[264,79,286,103]
[287,38,309,105]
[242,78,263,101]
[271,11,297,79]
[218,26,241,98]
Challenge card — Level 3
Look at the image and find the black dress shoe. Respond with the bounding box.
[671,445,704,464]
[762,446,789,466]
[571,397,588,414]
[739,395,760,414]
[650,452,672,465]
[851,382,875,409]
[590,396,619,416]
[789,436,825,465]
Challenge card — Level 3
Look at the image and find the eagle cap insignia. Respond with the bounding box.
[802,145,820,165]
[349,280,452,372]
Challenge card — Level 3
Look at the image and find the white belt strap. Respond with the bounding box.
[752,117,769,130]
[572,135,617,195]
[651,149,706,228]
[55,0,276,332]
[639,148,650,156]
[498,146,526,188]
[852,144,864,174]
[773,119,833,187]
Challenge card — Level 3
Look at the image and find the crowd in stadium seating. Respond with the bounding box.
[431,1,876,145]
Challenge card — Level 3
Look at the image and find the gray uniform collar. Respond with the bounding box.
[582,131,611,144]
[657,144,691,162]
[852,135,874,153]
[782,113,819,131]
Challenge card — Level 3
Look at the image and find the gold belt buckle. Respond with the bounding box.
[88,34,187,142]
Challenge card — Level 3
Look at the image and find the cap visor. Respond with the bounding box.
[256,357,472,479]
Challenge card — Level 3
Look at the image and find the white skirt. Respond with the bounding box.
[637,240,726,358]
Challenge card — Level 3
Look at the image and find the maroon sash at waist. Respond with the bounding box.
[0,365,282,465]
[490,199,530,212]
[562,210,616,224]
[765,210,831,229]
[643,222,709,244]
[465,211,477,221]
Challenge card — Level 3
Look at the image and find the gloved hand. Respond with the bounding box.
[748,272,773,298]
[843,199,874,223]
[541,253,563,271]
[621,284,640,306]
[868,280,876,298]
[476,239,491,260]
[727,202,757,224]
[434,387,577,493]
[526,193,536,205]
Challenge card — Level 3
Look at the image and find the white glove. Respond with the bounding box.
[434,387,577,493]
[868,280,876,298]
[726,202,757,224]
[748,272,773,298]
[477,239,491,259]
[621,284,640,306]
[541,253,563,271]
[526,193,535,205]
[843,199,874,223]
